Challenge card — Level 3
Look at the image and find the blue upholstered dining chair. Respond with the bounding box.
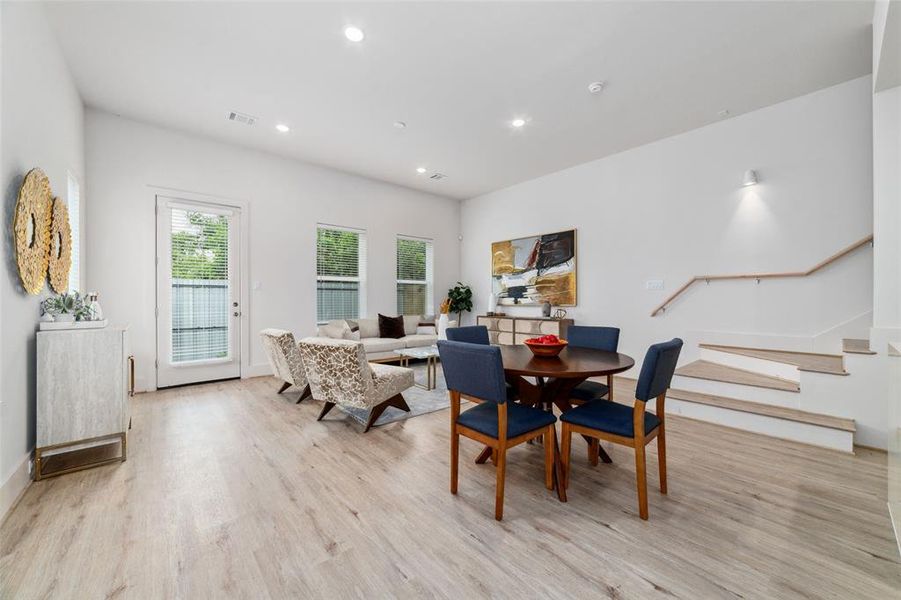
[445,326,518,401]
[445,325,491,344]
[567,326,621,402]
[437,340,558,520]
[560,338,683,520]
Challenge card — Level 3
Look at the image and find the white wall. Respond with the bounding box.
[85,110,460,392]
[1,3,85,517]
[462,76,873,372]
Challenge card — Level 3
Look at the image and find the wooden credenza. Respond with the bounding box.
[476,315,574,345]
[35,326,132,479]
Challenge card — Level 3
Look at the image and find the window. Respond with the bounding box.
[317,225,367,323]
[396,235,433,316]
[66,172,80,292]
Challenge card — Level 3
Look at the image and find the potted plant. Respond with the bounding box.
[41,292,93,323]
[447,282,473,325]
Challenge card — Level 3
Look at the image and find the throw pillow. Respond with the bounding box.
[357,318,379,339]
[378,314,406,339]
[402,315,420,335]
[320,321,349,339]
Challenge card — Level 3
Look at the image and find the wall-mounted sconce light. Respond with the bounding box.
[742,169,759,187]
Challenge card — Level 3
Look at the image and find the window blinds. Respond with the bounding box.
[396,235,433,316]
[66,173,80,292]
[317,224,367,323]
[170,208,230,362]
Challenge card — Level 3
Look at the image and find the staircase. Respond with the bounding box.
[624,338,881,453]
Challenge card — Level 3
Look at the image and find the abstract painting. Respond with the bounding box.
[491,229,576,306]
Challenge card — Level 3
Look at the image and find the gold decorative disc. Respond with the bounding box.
[13,169,52,295]
[48,196,72,293]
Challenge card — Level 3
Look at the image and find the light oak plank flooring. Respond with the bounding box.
[1,377,898,599]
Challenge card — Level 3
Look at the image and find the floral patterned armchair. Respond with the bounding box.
[298,337,413,432]
[259,329,311,402]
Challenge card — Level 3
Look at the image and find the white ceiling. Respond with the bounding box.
[45,1,874,199]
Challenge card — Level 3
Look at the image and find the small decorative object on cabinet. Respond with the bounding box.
[476,315,573,345]
[35,326,132,479]
[542,301,552,317]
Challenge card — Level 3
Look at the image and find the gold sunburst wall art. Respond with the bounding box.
[14,168,53,295]
[48,196,72,292]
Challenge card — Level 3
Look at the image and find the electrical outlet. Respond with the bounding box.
[645,279,665,291]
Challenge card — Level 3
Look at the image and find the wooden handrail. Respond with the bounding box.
[650,235,874,316]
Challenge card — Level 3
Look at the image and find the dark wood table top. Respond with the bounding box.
[499,345,635,378]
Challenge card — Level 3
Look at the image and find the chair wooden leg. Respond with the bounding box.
[317,402,336,421]
[450,425,459,495]
[474,446,493,464]
[277,381,291,394]
[658,425,667,494]
[635,443,649,520]
[561,423,572,490]
[363,394,410,433]
[588,439,600,466]
[295,384,312,404]
[494,447,507,521]
[544,426,555,490]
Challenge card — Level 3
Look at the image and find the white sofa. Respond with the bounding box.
[315,316,442,361]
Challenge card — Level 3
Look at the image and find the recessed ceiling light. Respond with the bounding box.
[344,26,364,42]
[588,81,605,94]
[394,121,407,129]
[275,124,290,133]
[511,118,526,128]
[416,167,427,174]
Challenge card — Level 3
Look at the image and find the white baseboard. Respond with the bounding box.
[1,452,32,524]
[242,363,273,378]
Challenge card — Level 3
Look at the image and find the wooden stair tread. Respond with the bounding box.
[674,360,801,392]
[699,343,847,375]
[842,338,876,355]
[614,377,855,432]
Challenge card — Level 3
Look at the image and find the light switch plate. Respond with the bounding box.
[645,279,665,291]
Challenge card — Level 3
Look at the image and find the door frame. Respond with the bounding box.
[152,186,250,388]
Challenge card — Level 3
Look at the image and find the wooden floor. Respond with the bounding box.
[1,377,898,599]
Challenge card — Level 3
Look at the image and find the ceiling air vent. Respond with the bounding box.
[429,172,447,180]
[227,111,258,126]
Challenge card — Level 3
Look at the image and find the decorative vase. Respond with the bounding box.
[437,313,450,340]
[542,302,552,317]
[54,313,75,323]
[488,293,498,315]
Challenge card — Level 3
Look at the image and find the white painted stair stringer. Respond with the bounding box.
[665,398,854,453]
[698,347,801,382]
[670,373,802,409]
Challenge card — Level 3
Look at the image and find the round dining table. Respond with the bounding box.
[473,344,636,502]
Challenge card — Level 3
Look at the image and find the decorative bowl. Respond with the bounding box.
[524,339,567,357]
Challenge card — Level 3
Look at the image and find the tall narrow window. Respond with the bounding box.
[170,208,231,362]
[66,172,80,292]
[317,225,367,323]
[396,235,433,316]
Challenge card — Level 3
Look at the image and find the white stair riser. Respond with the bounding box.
[671,374,801,409]
[698,348,800,382]
[666,399,853,453]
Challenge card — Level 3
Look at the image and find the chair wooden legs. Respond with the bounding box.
[588,439,599,466]
[635,442,649,520]
[277,381,291,394]
[543,425,555,490]
[295,384,312,404]
[494,445,507,521]
[450,426,460,495]
[561,423,572,490]
[364,393,411,433]
[317,402,336,421]
[657,423,667,494]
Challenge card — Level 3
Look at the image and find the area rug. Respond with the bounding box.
[338,362,451,428]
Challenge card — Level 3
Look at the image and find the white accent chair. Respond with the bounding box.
[298,337,414,432]
[259,329,312,403]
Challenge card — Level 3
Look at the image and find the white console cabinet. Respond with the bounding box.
[35,326,133,479]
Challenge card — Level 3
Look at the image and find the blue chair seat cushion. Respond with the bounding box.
[560,400,660,438]
[457,402,556,439]
[569,380,609,402]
